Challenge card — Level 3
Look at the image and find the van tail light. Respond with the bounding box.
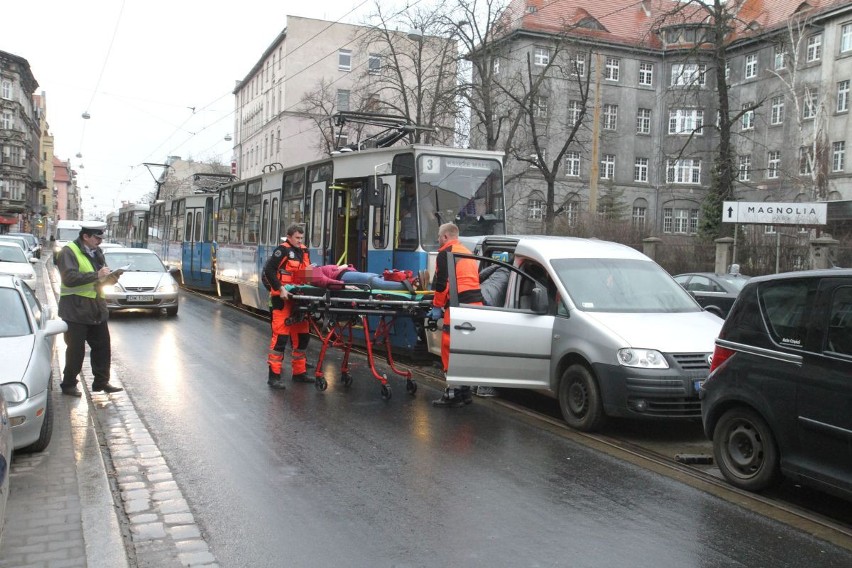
[709,344,735,373]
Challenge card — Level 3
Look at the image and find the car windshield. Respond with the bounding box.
[104,252,165,272]
[0,237,27,250]
[552,258,700,313]
[0,288,31,337]
[0,245,27,263]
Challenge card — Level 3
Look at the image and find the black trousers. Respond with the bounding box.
[61,320,111,388]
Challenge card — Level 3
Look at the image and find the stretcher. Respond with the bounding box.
[284,284,434,399]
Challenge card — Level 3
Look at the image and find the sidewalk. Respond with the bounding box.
[0,260,129,568]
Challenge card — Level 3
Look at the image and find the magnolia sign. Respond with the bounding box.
[722,201,827,225]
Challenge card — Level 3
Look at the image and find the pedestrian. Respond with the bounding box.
[262,224,312,389]
[57,222,124,396]
[429,223,484,407]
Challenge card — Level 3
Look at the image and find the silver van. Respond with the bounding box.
[444,236,723,432]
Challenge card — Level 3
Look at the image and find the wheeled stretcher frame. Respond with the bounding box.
[285,285,433,400]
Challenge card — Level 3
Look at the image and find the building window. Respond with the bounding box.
[838,80,850,113]
[774,44,787,70]
[671,63,706,86]
[1,110,12,130]
[842,24,852,53]
[806,34,822,62]
[562,201,578,227]
[0,80,11,100]
[565,151,580,177]
[767,151,781,179]
[337,89,350,111]
[528,198,544,220]
[572,54,585,76]
[601,154,615,180]
[568,100,583,125]
[833,141,846,172]
[803,89,818,119]
[605,57,620,81]
[666,158,701,184]
[741,103,755,130]
[770,96,784,125]
[799,147,813,175]
[492,58,500,75]
[725,61,730,80]
[533,96,548,119]
[738,155,752,181]
[634,158,649,182]
[533,47,550,66]
[638,62,653,86]
[668,109,704,135]
[602,104,618,130]
[368,54,382,74]
[366,93,381,111]
[744,53,758,79]
[338,49,352,71]
[636,108,651,134]
[764,224,777,235]
[663,208,699,235]
[632,206,646,229]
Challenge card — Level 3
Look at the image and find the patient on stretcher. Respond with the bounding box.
[303,264,413,292]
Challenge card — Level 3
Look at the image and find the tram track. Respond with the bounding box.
[185,285,852,551]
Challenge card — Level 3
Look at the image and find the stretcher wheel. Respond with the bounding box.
[381,385,392,400]
[406,379,417,395]
[341,373,353,387]
[316,377,328,391]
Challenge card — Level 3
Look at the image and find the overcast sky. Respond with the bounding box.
[2,0,390,217]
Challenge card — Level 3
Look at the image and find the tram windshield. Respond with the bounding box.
[417,155,504,251]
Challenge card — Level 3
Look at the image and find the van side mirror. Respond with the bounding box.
[531,286,549,314]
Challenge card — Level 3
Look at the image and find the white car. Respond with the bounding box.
[0,241,37,290]
[102,248,179,316]
[0,274,67,451]
[0,235,33,262]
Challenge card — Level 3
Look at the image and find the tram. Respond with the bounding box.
[140,135,505,354]
[108,203,149,248]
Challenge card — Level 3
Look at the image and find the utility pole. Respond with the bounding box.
[588,53,603,214]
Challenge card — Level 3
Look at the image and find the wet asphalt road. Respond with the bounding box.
[104,291,852,567]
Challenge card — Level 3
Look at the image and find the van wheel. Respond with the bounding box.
[558,365,605,432]
[713,407,779,492]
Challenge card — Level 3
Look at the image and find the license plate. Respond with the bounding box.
[127,295,154,302]
[694,379,704,393]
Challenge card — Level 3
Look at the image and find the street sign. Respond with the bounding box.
[722,201,827,225]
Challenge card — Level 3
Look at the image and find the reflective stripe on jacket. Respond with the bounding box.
[60,241,100,298]
[432,239,483,308]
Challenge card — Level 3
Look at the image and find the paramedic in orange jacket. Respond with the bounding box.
[262,224,312,390]
[429,223,484,407]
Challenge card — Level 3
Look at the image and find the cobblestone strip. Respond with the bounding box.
[45,258,219,567]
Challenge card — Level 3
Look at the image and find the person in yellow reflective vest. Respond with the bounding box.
[56,223,124,396]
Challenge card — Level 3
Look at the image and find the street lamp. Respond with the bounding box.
[224,133,232,142]
[81,112,91,119]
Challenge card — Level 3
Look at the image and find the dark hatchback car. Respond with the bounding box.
[673,272,750,318]
[701,269,852,500]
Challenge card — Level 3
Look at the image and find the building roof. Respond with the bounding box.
[500,0,850,50]
[53,157,70,183]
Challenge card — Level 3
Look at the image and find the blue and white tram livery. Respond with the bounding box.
[213,143,505,354]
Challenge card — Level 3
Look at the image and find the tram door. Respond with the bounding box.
[182,197,214,290]
[366,176,397,275]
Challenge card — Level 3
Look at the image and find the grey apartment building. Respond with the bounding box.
[472,0,852,236]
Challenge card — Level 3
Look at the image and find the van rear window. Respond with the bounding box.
[758,280,817,348]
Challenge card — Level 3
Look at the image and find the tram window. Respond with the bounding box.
[185,212,193,242]
[204,197,214,242]
[244,180,261,244]
[271,197,280,243]
[397,177,417,249]
[261,198,269,245]
[194,211,202,242]
[174,201,186,242]
[231,184,246,244]
[310,188,323,248]
[218,188,232,243]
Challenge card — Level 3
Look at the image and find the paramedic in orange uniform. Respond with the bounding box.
[262,224,312,390]
[429,223,484,407]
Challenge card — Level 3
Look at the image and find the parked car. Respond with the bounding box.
[6,232,41,259]
[101,248,179,316]
[673,271,751,318]
[0,241,37,290]
[0,235,33,262]
[0,390,12,548]
[443,235,723,432]
[0,274,67,452]
[701,269,852,500]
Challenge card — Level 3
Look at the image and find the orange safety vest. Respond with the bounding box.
[433,239,483,308]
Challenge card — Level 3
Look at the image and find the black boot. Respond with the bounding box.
[268,370,286,390]
[292,373,315,383]
[459,386,473,405]
[432,388,465,408]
